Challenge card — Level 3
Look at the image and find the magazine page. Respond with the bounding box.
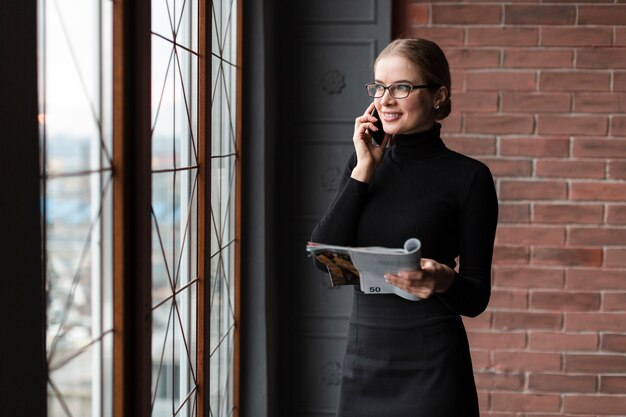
[306,238,422,301]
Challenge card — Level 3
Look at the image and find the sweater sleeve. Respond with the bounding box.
[437,164,498,317]
[310,153,369,246]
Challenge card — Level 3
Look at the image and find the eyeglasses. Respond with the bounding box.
[365,82,435,99]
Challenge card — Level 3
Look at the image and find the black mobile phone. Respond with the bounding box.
[370,108,385,146]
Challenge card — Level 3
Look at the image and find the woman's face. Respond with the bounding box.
[374,55,438,135]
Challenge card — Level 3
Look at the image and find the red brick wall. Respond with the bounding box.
[398,1,626,415]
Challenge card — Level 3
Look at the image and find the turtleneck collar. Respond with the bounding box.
[391,122,447,160]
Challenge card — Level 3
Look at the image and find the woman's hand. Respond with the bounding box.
[384,258,455,299]
[351,102,390,183]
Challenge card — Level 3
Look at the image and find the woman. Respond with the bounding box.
[311,38,498,416]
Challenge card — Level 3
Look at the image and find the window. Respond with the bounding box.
[40,0,240,415]
[39,0,114,415]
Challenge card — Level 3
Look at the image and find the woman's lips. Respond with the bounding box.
[382,112,402,122]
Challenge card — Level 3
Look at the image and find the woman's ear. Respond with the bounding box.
[434,86,449,109]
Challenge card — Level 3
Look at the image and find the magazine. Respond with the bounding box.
[306,238,422,301]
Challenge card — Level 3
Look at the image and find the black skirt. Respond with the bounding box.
[337,291,479,417]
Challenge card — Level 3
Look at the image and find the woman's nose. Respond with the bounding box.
[380,89,396,106]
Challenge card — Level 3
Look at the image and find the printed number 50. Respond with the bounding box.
[369,287,381,293]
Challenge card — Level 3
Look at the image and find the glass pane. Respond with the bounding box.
[40,0,113,415]
[152,0,199,415]
[210,0,238,415]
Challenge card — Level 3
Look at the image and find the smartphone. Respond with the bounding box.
[370,108,385,146]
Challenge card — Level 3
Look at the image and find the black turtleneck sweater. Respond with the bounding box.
[311,123,498,317]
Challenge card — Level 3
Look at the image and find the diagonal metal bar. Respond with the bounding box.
[47,174,113,362]
[151,299,175,412]
[48,376,74,417]
[152,31,199,57]
[165,0,176,37]
[173,385,197,416]
[151,205,176,292]
[218,338,234,416]
[217,55,237,151]
[45,167,114,180]
[150,44,176,135]
[152,278,198,312]
[218,0,236,56]
[173,172,199,289]
[174,0,188,45]
[49,328,114,371]
[211,0,222,58]
[173,46,199,162]
[209,322,235,358]
[172,291,198,385]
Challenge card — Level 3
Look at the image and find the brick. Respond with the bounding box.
[504,49,573,69]
[605,293,626,311]
[501,93,570,113]
[529,332,599,351]
[471,349,491,370]
[492,392,561,412]
[482,158,531,177]
[444,135,496,155]
[505,5,575,25]
[538,116,608,136]
[579,5,626,25]
[615,72,626,92]
[571,182,626,202]
[540,71,610,92]
[529,373,597,393]
[493,266,564,288]
[493,351,562,372]
[451,70,465,92]
[578,49,626,70]
[607,205,626,224]
[541,27,612,47]
[533,204,604,224]
[474,372,525,390]
[432,5,502,25]
[568,269,626,290]
[477,391,488,413]
[496,226,565,245]
[500,180,567,200]
[406,27,464,47]
[499,203,530,223]
[439,114,461,134]
[445,48,500,69]
[574,93,626,113]
[468,331,526,349]
[566,313,626,331]
[495,311,563,330]
[609,161,626,180]
[573,139,626,158]
[601,376,626,393]
[602,334,626,353]
[467,27,538,47]
[617,28,626,46]
[463,312,492,330]
[531,291,601,311]
[612,116,626,136]
[565,354,626,373]
[454,92,499,113]
[570,228,626,246]
[407,3,428,24]
[466,115,534,135]
[490,288,528,309]
[605,248,626,267]
[535,160,605,179]
[532,247,602,267]
[493,245,530,265]
[467,72,536,92]
[500,138,569,157]
[564,395,626,415]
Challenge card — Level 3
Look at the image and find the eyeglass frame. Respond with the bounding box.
[365,82,437,99]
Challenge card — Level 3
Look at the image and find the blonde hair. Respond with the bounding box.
[376,38,451,120]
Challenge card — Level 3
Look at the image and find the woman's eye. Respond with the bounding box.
[396,84,411,92]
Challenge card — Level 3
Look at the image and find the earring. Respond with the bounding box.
[434,105,440,110]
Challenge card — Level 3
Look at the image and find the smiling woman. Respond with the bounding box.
[311,38,498,417]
